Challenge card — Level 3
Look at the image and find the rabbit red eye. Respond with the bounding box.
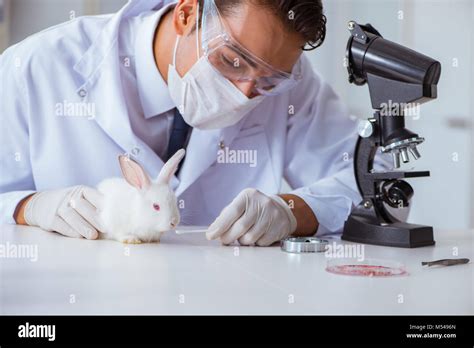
[153,203,160,211]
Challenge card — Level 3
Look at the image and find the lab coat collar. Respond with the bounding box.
[135,4,176,119]
[73,0,175,81]
[72,0,245,196]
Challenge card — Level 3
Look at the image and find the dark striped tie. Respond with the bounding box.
[166,108,191,174]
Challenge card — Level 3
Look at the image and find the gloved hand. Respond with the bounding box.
[24,186,104,239]
[206,188,297,246]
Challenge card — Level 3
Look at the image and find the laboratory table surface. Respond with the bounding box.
[1,224,472,315]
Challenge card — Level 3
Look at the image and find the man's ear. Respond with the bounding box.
[172,0,199,36]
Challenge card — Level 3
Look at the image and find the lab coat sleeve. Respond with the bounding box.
[0,46,36,224]
[284,60,392,236]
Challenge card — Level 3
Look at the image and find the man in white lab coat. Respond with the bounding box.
[0,0,373,246]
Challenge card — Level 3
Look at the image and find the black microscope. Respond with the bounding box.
[342,21,441,248]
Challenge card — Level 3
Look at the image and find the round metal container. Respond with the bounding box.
[280,237,329,253]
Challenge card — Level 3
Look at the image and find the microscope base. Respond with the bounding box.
[342,215,435,248]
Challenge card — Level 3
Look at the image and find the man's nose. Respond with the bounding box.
[233,80,259,98]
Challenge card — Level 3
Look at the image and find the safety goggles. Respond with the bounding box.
[199,0,303,96]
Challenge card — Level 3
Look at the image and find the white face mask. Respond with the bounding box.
[167,32,265,130]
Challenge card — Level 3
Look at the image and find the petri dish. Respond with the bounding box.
[326,258,408,277]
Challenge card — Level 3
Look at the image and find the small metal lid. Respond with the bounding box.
[281,237,329,253]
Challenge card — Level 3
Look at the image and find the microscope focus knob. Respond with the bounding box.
[385,180,414,208]
[357,119,374,138]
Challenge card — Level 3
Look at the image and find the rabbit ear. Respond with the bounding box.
[157,149,186,185]
[118,155,151,190]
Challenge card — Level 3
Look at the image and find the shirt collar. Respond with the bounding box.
[135,2,176,119]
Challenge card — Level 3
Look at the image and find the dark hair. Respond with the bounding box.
[197,0,327,51]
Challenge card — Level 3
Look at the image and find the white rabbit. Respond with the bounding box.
[96,149,185,244]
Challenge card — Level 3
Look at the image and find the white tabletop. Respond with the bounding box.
[1,224,472,315]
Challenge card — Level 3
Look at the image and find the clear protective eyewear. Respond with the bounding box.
[199,0,303,96]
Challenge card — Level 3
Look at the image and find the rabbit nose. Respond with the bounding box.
[170,218,178,228]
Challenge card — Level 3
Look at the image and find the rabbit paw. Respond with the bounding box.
[120,235,142,244]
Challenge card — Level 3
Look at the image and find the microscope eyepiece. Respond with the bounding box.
[346,21,441,168]
[346,21,441,107]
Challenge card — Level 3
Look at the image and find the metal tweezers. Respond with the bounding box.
[421,258,470,267]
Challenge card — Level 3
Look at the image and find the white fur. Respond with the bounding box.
[96,150,185,244]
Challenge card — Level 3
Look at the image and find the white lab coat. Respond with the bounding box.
[0,0,391,235]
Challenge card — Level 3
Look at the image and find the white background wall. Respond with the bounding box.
[1,0,473,229]
[6,0,126,45]
[0,0,10,50]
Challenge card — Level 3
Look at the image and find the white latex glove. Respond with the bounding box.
[206,188,297,246]
[24,186,104,239]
